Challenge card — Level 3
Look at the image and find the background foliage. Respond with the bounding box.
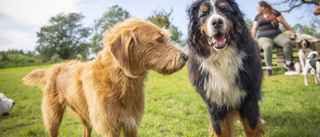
[90,5,131,54]
[36,13,91,62]
[272,0,319,13]
[1,4,320,68]
[147,9,183,44]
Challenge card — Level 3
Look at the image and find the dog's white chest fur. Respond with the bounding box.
[198,47,246,108]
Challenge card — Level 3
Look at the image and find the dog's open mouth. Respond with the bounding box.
[207,33,230,49]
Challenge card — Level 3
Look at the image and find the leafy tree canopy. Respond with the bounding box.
[91,5,130,54]
[36,12,91,62]
[273,0,319,13]
[147,9,183,44]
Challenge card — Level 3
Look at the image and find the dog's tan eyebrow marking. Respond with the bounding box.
[203,6,209,12]
[220,3,226,9]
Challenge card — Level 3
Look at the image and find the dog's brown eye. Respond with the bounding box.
[220,3,226,9]
[156,37,163,42]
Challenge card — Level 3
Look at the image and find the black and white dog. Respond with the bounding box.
[187,0,263,136]
[303,51,320,85]
[297,39,313,73]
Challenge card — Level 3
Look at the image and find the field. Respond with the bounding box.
[0,65,319,137]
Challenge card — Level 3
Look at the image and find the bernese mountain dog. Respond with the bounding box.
[187,0,264,136]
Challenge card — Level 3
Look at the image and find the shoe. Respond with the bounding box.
[267,69,272,77]
[285,63,294,71]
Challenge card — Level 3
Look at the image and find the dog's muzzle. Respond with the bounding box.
[2,101,15,118]
[206,16,230,49]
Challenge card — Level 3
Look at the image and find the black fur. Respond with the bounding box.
[187,0,263,135]
[310,58,318,69]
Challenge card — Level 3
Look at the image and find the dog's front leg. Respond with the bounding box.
[304,76,309,85]
[80,118,92,137]
[123,127,138,137]
[303,63,310,85]
[207,105,235,137]
[299,53,306,73]
[316,62,320,84]
[239,98,264,137]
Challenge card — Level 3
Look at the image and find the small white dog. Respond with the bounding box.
[0,93,15,121]
[303,51,320,85]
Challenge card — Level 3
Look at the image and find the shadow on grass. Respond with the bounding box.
[263,109,320,137]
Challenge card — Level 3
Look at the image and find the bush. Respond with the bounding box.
[1,54,9,61]
[48,54,63,64]
[0,54,44,68]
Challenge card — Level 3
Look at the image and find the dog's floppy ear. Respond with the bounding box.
[306,39,312,49]
[109,30,138,78]
[296,43,301,49]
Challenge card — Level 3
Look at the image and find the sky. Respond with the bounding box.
[0,0,318,51]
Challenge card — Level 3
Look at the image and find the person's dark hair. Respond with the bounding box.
[258,1,278,27]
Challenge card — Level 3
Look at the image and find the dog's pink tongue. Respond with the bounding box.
[213,35,225,45]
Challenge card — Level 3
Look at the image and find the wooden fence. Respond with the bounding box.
[261,42,320,69]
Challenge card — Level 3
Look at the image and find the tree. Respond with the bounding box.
[293,19,320,38]
[245,18,253,31]
[1,53,9,61]
[273,0,319,13]
[278,18,320,39]
[36,12,91,62]
[91,5,130,54]
[147,9,183,44]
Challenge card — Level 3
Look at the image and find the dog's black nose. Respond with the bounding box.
[182,55,189,61]
[13,102,15,106]
[212,18,224,28]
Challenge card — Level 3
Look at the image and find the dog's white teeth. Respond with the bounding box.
[208,35,228,48]
[207,37,213,46]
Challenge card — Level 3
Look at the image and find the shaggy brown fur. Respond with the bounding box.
[23,18,187,137]
[314,5,320,15]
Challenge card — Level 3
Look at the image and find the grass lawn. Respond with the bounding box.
[0,65,319,136]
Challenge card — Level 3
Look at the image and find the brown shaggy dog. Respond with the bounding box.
[23,18,188,137]
[314,5,320,15]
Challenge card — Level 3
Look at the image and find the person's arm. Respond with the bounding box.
[251,21,258,39]
[277,15,294,33]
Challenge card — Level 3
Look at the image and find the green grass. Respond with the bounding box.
[0,65,319,136]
